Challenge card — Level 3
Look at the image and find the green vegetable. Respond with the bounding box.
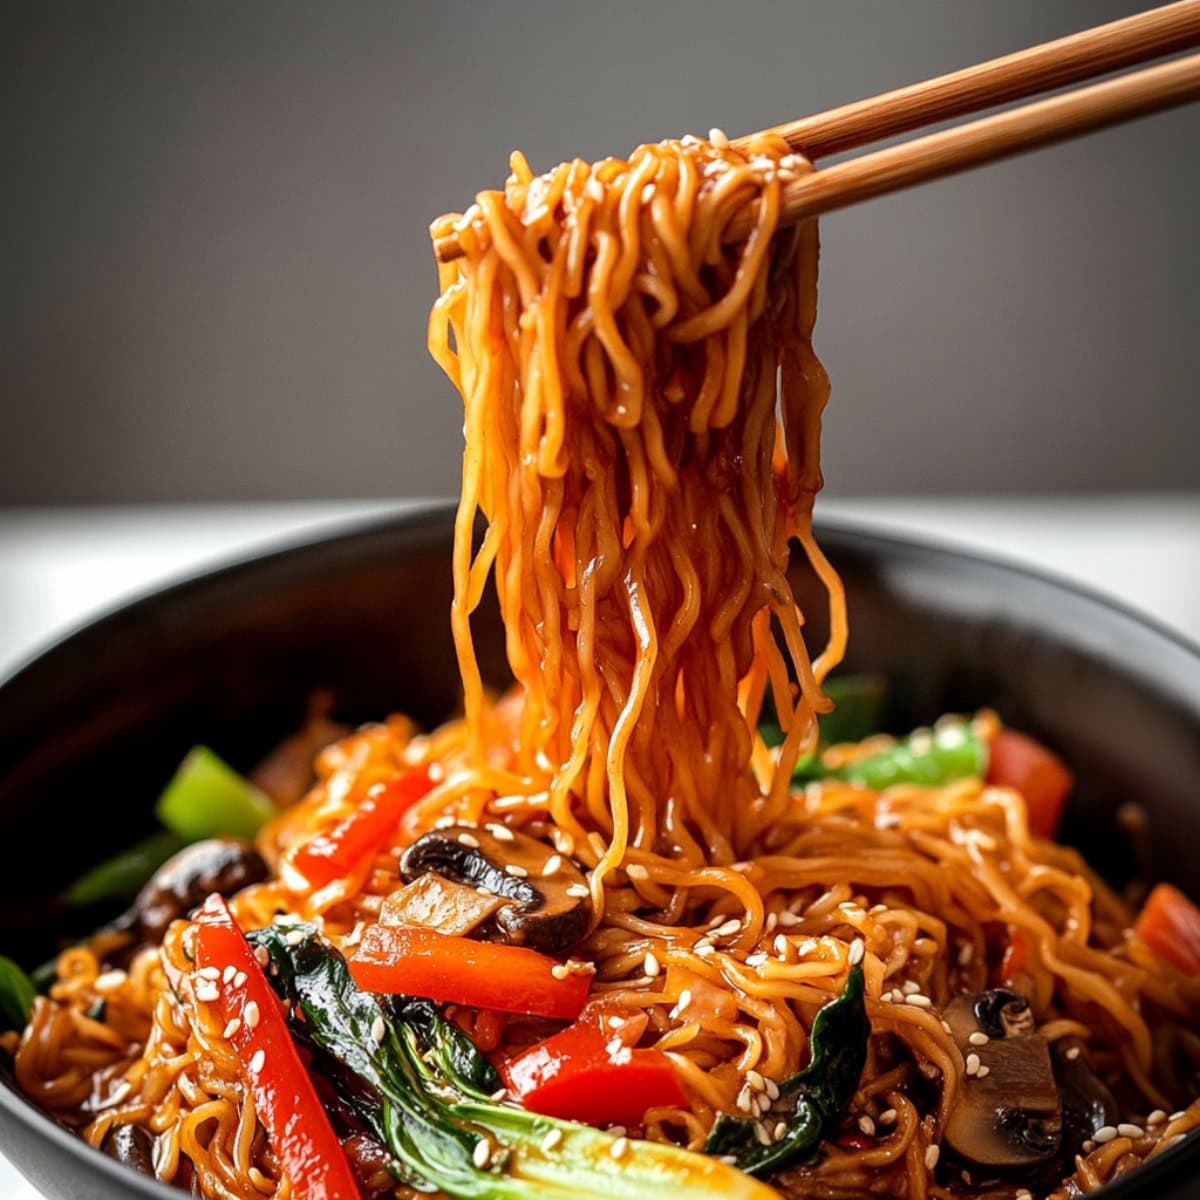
[832,720,986,790]
[62,830,186,907]
[706,962,869,1175]
[248,923,774,1200]
[759,673,887,753]
[0,955,36,1031]
[155,746,274,841]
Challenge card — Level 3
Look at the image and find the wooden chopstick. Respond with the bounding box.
[432,2,1200,263]
[740,0,1200,158]
[733,51,1200,242]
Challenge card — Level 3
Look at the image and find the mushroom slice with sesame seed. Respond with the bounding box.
[399,823,591,954]
[942,990,1062,1168]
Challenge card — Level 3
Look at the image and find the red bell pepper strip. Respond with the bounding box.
[1134,883,1200,975]
[192,895,360,1200]
[349,924,590,1020]
[986,729,1073,840]
[998,927,1030,986]
[294,767,435,888]
[503,1009,686,1126]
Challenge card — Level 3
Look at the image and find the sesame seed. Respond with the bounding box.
[838,901,858,912]
[773,934,790,957]
[765,913,778,933]
[968,1032,989,1046]
[1148,1109,1168,1126]
[506,864,529,878]
[626,864,650,881]
[745,952,769,967]
[976,1065,990,1078]
[695,942,715,957]
[541,1127,563,1151]
[233,971,247,988]
[965,1053,981,1076]
[905,994,932,1008]
[553,830,576,855]
[610,1137,629,1160]
[551,964,570,981]
[254,946,270,967]
[777,911,801,928]
[715,919,742,938]
[223,965,236,983]
[285,930,304,946]
[754,1121,772,1146]
[198,967,221,981]
[672,989,692,1017]
[1170,1111,1187,1122]
[736,1085,754,1113]
[426,762,445,782]
[902,980,920,995]
[718,1155,738,1165]
[879,1108,897,1126]
[488,824,515,842]
[371,1015,386,1044]
[941,1020,953,1034]
[924,1144,940,1170]
[249,1049,266,1074]
[194,981,219,1003]
[1094,1125,1118,1144]
[1118,1124,1144,1139]
[566,883,589,898]
[542,854,563,876]
[94,970,127,993]
[243,1001,260,1029]
[643,951,660,978]
[434,815,456,829]
[1083,1139,1096,1153]
[458,832,480,849]
[772,1120,786,1140]
[848,939,865,966]
[473,1138,492,1168]
[223,1018,241,1038]
[858,1115,876,1136]
[746,1069,765,1092]
[1065,1046,1081,1060]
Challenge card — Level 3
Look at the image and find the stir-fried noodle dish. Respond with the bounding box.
[4,134,1199,1200]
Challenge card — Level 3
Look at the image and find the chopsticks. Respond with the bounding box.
[433,0,1200,263]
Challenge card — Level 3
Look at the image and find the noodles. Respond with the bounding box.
[7,132,1200,1200]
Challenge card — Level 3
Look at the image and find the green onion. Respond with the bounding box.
[62,830,186,907]
[155,746,274,841]
[0,956,36,1031]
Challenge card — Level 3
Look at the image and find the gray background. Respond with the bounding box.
[2,0,1197,504]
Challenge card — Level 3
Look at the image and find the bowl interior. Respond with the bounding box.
[1,504,1198,1197]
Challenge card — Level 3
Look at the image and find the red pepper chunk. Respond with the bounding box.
[295,767,436,888]
[192,896,360,1200]
[1135,883,1200,975]
[349,924,590,1020]
[504,1011,686,1126]
[987,729,1073,840]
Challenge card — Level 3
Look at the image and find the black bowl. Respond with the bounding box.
[1,502,1197,1198]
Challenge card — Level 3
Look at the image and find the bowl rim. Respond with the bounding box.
[1,501,1197,1199]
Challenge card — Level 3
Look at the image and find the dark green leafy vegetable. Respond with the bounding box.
[61,831,186,907]
[247,922,774,1200]
[705,963,869,1176]
[0,955,36,1031]
[155,746,274,841]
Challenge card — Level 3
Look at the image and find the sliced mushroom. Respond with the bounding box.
[101,1124,154,1175]
[399,824,590,955]
[380,872,507,937]
[942,990,1062,1169]
[1052,1040,1118,1154]
[129,838,268,943]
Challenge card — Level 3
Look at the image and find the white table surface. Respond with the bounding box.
[1,494,1197,1197]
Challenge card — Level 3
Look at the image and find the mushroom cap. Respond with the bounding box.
[399,824,591,955]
